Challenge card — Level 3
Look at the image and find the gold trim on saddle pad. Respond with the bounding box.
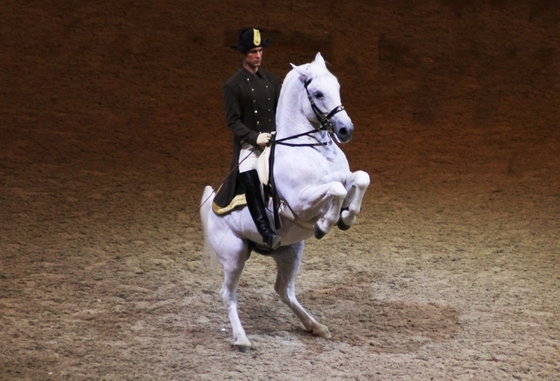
[213,193,246,215]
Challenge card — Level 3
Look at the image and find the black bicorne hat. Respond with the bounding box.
[230,28,271,51]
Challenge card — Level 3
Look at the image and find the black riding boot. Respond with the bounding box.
[239,170,281,250]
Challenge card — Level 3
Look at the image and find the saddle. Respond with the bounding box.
[212,147,272,215]
[212,147,313,229]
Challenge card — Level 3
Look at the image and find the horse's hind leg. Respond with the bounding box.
[215,235,252,349]
[272,243,331,339]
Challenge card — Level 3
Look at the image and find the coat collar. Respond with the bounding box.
[240,66,264,80]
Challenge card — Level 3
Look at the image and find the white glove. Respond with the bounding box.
[256,132,272,147]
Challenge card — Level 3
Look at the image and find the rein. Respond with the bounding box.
[274,129,329,147]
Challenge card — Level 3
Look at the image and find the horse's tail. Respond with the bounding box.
[200,186,220,271]
[200,185,214,228]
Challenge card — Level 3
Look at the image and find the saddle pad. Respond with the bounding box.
[213,147,270,216]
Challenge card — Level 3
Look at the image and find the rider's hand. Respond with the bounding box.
[256,132,272,147]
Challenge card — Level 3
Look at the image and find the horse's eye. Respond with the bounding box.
[314,92,324,99]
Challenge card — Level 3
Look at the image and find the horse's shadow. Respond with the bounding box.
[237,284,460,353]
[310,283,462,352]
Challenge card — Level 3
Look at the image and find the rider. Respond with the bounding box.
[213,28,281,250]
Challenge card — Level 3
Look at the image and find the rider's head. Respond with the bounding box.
[230,28,271,73]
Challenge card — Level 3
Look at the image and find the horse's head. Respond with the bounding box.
[291,53,354,143]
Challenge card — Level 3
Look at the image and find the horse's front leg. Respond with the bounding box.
[272,243,331,338]
[296,182,347,239]
[338,170,370,230]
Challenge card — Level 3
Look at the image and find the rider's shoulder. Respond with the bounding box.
[223,71,245,91]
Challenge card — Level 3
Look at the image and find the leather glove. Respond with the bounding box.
[256,132,272,147]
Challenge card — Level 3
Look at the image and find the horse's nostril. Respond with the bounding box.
[335,125,353,143]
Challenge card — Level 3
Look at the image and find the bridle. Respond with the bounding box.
[274,78,345,148]
[303,78,345,134]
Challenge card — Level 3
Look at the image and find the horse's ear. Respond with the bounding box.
[291,63,311,79]
[314,52,326,67]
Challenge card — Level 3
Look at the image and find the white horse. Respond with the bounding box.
[200,53,370,349]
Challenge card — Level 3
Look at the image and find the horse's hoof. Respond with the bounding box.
[313,224,326,239]
[337,219,351,231]
[236,345,250,353]
[312,324,332,339]
[234,337,252,352]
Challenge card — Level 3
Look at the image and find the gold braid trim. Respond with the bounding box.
[212,194,247,215]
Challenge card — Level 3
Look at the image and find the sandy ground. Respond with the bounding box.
[1,0,559,380]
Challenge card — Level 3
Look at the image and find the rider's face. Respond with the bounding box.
[243,48,263,72]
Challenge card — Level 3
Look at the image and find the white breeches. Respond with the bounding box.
[239,143,262,173]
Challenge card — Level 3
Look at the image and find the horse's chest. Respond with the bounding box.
[324,150,338,163]
[322,145,344,165]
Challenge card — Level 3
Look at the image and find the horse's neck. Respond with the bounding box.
[276,71,313,139]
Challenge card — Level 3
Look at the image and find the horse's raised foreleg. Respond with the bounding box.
[273,243,331,339]
[295,182,347,239]
[338,170,370,230]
